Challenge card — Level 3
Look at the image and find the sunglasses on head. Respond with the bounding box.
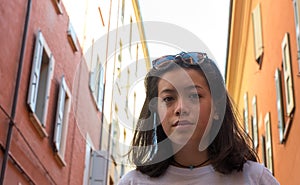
[151,52,208,69]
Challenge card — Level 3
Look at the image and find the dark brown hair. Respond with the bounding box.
[129,57,258,177]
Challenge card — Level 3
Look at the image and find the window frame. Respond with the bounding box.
[27,30,54,137]
[252,96,259,149]
[53,76,72,166]
[67,22,79,52]
[53,0,63,14]
[261,135,267,167]
[275,68,285,143]
[281,33,295,116]
[89,60,105,111]
[264,112,274,174]
[243,92,249,134]
[252,3,264,65]
[293,0,300,73]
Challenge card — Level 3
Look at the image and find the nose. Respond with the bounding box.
[174,97,190,116]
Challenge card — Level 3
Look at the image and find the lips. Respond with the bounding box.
[172,120,193,127]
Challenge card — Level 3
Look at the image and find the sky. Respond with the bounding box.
[138,0,231,77]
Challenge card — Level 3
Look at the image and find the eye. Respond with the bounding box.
[188,93,201,100]
[162,96,175,103]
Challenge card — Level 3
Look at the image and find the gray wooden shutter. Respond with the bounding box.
[89,70,96,92]
[41,54,55,127]
[282,33,295,116]
[293,0,300,63]
[97,65,104,111]
[54,76,67,151]
[252,96,258,148]
[264,112,273,174]
[244,93,249,134]
[252,4,263,62]
[275,68,284,143]
[89,150,108,185]
[27,30,44,112]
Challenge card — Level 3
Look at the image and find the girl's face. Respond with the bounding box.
[157,68,212,145]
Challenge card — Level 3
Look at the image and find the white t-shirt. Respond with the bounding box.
[118,161,279,185]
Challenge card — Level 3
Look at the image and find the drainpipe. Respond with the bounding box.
[0,0,32,184]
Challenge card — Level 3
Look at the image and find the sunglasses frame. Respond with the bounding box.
[152,52,208,69]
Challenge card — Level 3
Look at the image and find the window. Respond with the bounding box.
[275,68,285,143]
[282,33,295,116]
[293,0,300,72]
[129,16,133,54]
[111,119,120,157]
[27,30,54,137]
[117,40,123,77]
[53,76,72,166]
[261,135,266,167]
[133,92,136,129]
[252,96,258,149]
[67,22,79,52]
[135,44,139,76]
[121,0,125,23]
[264,112,273,174]
[252,3,264,64]
[125,68,130,117]
[53,0,63,14]
[89,58,104,111]
[83,135,93,185]
[243,93,249,134]
[82,136,108,185]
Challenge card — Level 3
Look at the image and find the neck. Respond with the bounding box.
[172,142,209,169]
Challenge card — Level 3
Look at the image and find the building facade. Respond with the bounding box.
[0,0,149,184]
[226,0,300,184]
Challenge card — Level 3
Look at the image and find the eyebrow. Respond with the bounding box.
[184,85,204,91]
[159,88,176,95]
[159,85,204,95]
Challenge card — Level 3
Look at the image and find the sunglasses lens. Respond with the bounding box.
[152,55,176,68]
[152,52,207,68]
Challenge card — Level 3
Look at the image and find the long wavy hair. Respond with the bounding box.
[128,56,258,177]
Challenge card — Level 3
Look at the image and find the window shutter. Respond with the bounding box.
[243,93,249,134]
[275,68,284,143]
[83,144,93,185]
[252,96,258,148]
[293,0,300,61]
[27,31,44,112]
[89,150,108,185]
[89,71,96,92]
[54,76,67,151]
[40,55,55,127]
[252,4,263,62]
[97,66,104,111]
[261,135,266,167]
[282,33,295,116]
[264,112,273,173]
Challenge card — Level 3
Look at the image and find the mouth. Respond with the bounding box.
[172,120,193,127]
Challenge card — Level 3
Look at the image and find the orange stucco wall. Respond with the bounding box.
[227,0,300,184]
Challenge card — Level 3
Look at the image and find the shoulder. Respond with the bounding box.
[118,169,149,185]
[242,161,279,185]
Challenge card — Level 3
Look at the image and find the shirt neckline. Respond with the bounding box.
[167,164,214,176]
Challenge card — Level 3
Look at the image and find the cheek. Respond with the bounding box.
[198,103,212,125]
[157,101,168,122]
[157,103,171,132]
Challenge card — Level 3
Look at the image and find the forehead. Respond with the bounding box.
[157,68,208,91]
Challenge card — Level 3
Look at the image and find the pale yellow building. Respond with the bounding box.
[63,0,150,184]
